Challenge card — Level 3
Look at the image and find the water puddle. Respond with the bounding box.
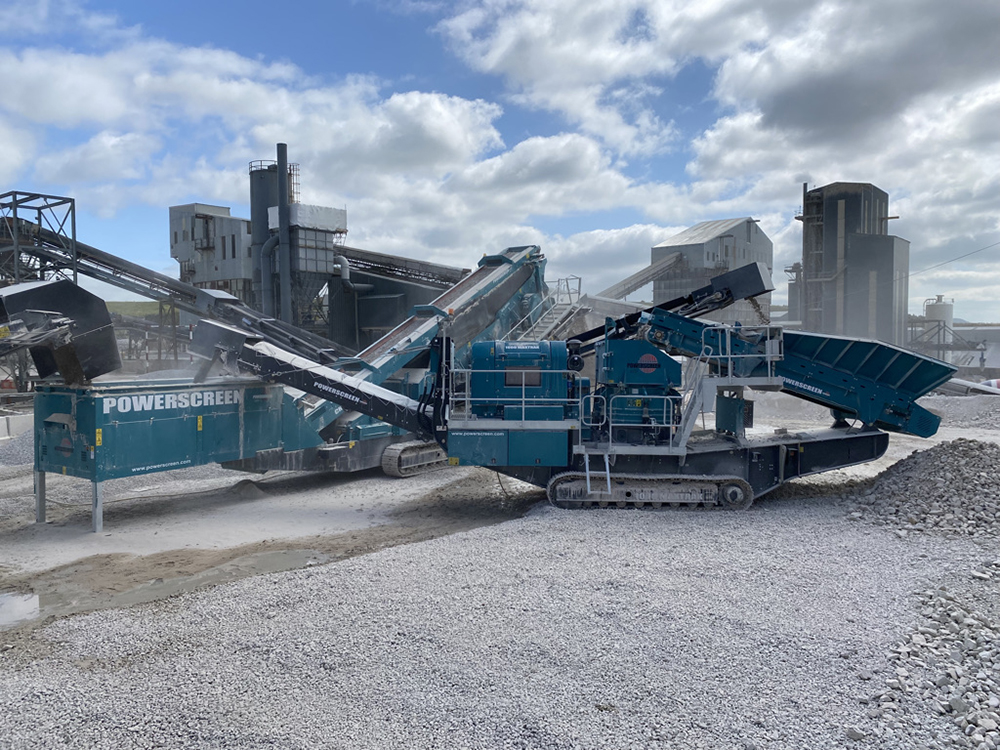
[0,592,40,628]
[0,549,330,632]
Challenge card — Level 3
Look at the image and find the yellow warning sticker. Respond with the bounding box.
[448,457,460,466]
[95,429,102,447]
[197,415,203,431]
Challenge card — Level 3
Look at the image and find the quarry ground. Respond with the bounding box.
[0,462,542,629]
[0,393,996,633]
[2,392,1000,749]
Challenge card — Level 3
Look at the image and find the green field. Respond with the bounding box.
[106,301,163,318]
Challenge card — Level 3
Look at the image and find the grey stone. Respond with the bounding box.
[845,726,867,741]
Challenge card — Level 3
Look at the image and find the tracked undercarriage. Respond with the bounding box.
[547,472,754,510]
[381,440,448,477]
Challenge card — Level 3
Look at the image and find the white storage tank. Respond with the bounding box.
[924,295,954,362]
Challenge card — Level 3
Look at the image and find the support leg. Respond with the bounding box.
[34,470,46,524]
[92,482,103,533]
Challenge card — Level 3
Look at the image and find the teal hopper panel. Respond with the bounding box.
[779,331,957,437]
[35,377,287,482]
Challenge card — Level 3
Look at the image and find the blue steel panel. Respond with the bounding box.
[783,332,955,397]
[448,429,508,466]
[596,340,681,387]
[508,430,568,467]
[502,405,564,421]
[35,379,286,482]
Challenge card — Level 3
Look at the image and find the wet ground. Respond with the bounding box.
[0,466,543,635]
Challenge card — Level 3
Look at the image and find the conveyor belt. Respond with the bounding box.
[1,221,355,363]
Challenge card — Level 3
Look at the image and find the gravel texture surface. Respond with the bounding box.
[921,395,1000,431]
[0,498,987,749]
[876,573,1000,750]
[2,395,999,749]
[846,439,1000,539]
[0,429,34,466]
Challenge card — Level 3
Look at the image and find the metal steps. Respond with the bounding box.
[508,277,584,341]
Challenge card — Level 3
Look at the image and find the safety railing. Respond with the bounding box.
[501,276,583,341]
[698,325,784,378]
[581,393,682,448]
[448,367,582,421]
[552,276,582,305]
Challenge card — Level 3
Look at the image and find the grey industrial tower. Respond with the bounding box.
[787,182,908,345]
[170,144,466,350]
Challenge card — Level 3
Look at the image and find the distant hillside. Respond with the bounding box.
[106,301,163,319]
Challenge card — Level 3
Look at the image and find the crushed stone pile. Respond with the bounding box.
[847,439,1000,538]
[925,395,1000,431]
[865,571,1000,750]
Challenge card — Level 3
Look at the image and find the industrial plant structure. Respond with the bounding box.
[650,218,773,325]
[787,182,909,346]
[170,145,466,350]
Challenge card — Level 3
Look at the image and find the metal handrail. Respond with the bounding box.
[553,276,582,305]
[501,276,583,341]
[699,325,784,378]
[449,367,581,418]
[580,393,681,448]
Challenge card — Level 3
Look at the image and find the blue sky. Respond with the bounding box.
[2,0,1000,320]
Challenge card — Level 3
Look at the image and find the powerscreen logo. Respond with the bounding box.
[102,389,240,415]
[626,353,661,374]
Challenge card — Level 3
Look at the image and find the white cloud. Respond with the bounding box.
[35,131,161,183]
[438,0,682,155]
[0,0,128,40]
[0,118,36,185]
[449,133,631,210]
[715,0,1000,143]
[543,224,683,289]
[2,0,1000,322]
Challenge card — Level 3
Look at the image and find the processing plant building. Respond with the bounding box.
[169,145,465,350]
[651,217,773,325]
[787,182,909,346]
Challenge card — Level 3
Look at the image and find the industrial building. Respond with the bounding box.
[169,203,254,302]
[650,218,773,325]
[170,145,466,350]
[787,182,909,345]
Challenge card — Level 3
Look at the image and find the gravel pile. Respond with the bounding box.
[0,502,981,749]
[924,395,1000,431]
[865,568,1000,750]
[847,439,1000,539]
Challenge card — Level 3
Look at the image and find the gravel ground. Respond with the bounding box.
[0,429,35,466]
[846,439,1000,539]
[921,395,1000,430]
[0,498,988,749]
[1,395,999,749]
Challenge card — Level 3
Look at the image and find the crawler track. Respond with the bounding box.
[381,440,449,477]
[546,472,754,510]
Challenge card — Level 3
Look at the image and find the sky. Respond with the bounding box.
[2,0,999,321]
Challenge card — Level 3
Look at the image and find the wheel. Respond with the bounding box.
[718,481,753,510]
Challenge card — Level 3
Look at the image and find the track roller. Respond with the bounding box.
[546,472,755,511]
[381,440,448,478]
